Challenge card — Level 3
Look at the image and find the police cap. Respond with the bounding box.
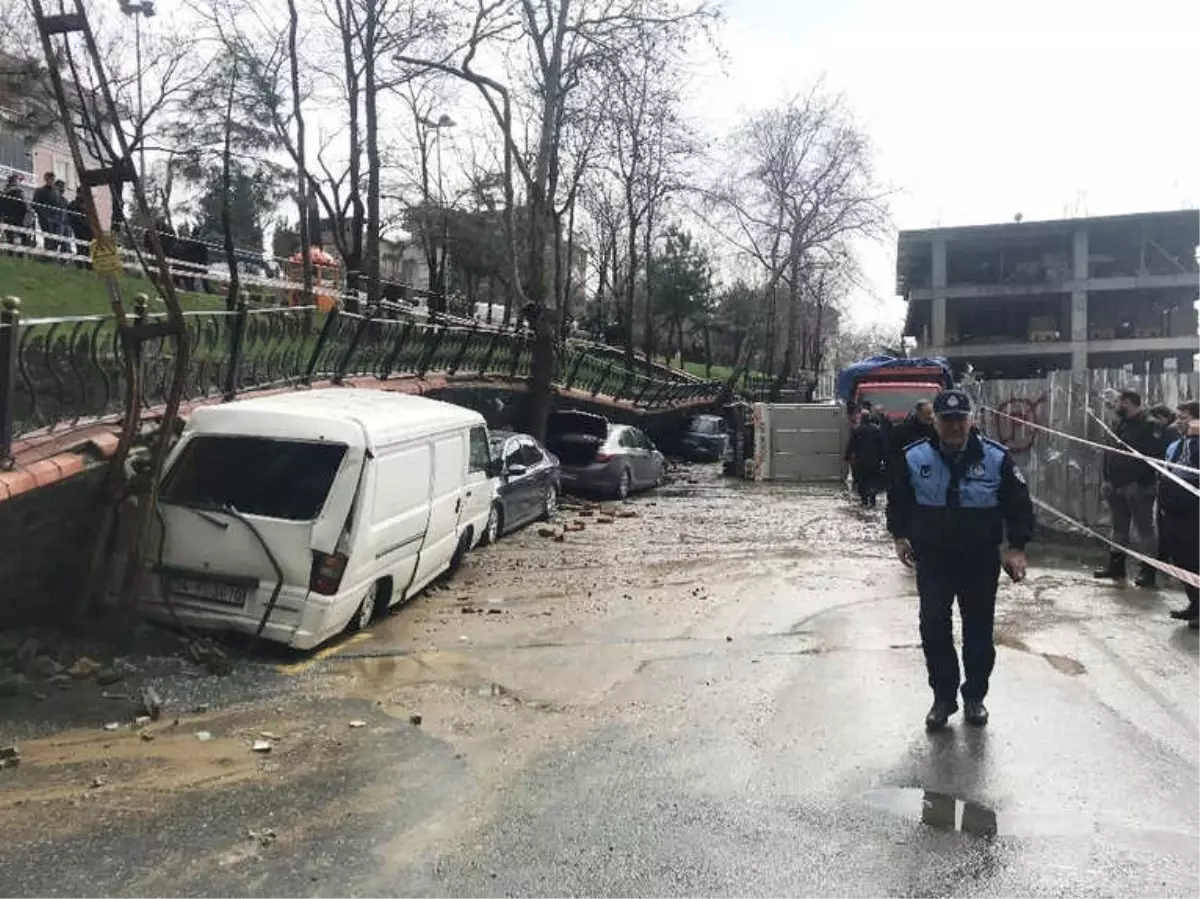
[932,389,971,419]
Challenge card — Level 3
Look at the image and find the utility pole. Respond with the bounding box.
[118,0,155,184]
[419,113,455,306]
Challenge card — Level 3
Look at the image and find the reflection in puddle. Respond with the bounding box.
[866,787,997,838]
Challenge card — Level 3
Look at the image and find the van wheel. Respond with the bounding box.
[542,485,559,520]
[347,581,380,633]
[449,530,472,572]
[483,503,502,545]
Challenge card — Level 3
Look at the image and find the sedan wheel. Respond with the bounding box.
[484,503,502,545]
[615,467,632,500]
[543,485,559,520]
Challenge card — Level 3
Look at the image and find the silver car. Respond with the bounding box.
[546,411,666,500]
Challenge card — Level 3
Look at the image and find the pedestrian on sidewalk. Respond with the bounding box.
[886,388,1035,731]
[0,174,27,250]
[1094,390,1168,587]
[1160,400,1199,628]
[66,186,92,269]
[844,411,886,508]
[31,171,63,256]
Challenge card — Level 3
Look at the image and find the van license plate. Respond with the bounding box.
[169,577,249,607]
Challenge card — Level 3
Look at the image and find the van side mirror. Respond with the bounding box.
[486,457,504,478]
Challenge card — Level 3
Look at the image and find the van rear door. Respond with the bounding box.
[157,435,363,599]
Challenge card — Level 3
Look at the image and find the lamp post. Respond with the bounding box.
[419,113,455,304]
[118,0,155,183]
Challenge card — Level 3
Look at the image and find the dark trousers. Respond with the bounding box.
[1109,483,1156,558]
[915,552,1001,702]
[1163,512,1199,610]
[852,463,880,507]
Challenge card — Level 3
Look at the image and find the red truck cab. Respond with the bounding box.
[838,358,953,424]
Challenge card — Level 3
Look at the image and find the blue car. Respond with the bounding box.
[482,431,561,544]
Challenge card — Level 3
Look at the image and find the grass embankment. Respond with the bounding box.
[0,254,225,319]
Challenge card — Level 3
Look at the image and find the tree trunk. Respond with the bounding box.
[220,66,240,312]
[703,318,712,378]
[623,212,638,370]
[337,0,363,308]
[286,0,312,305]
[560,197,576,341]
[642,213,654,374]
[363,4,381,307]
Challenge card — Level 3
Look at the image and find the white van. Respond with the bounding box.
[143,390,496,650]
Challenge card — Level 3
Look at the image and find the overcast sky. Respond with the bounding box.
[695,0,1200,331]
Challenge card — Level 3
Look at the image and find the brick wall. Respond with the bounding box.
[0,459,107,627]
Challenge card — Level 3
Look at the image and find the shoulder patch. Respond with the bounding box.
[903,437,930,453]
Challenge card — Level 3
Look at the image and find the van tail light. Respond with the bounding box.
[310,551,348,595]
[594,452,613,463]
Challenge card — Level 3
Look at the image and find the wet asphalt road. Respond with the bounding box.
[1,467,1197,896]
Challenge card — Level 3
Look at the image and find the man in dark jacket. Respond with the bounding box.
[1160,400,1199,627]
[887,389,1035,731]
[886,401,936,480]
[1095,390,1168,587]
[844,413,886,507]
[31,172,63,255]
[66,186,92,268]
[0,174,27,247]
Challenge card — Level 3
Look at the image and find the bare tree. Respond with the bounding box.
[711,85,890,390]
[397,0,715,440]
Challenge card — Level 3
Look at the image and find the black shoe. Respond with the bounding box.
[925,700,958,731]
[1134,567,1157,589]
[1169,607,1198,621]
[963,699,989,727]
[1093,553,1126,580]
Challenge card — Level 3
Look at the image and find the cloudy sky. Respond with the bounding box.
[696,0,1200,329]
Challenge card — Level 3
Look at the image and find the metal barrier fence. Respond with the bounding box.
[0,299,724,456]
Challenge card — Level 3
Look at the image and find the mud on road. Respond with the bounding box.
[1,463,1197,896]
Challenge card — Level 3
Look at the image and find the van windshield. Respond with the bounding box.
[162,436,348,521]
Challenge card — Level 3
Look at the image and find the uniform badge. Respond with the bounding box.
[969,463,985,478]
[919,464,932,478]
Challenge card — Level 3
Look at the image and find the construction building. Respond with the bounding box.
[897,210,1199,378]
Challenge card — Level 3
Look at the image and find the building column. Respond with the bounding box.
[1072,228,1089,280]
[931,236,947,348]
[1070,288,1088,371]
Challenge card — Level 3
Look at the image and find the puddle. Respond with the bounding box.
[864,787,1121,841]
[866,787,999,838]
[1042,653,1087,676]
[995,633,1087,676]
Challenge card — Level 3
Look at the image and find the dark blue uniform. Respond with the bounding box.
[887,428,1034,705]
[1161,430,1200,622]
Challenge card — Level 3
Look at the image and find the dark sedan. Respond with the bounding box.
[545,411,665,500]
[482,431,561,544]
[677,414,728,462]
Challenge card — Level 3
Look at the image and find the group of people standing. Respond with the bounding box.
[0,172,92,262]
[1092,390,1199,626]
[843,399,937,508]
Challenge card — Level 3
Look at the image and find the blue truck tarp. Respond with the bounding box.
[835,356,953,406]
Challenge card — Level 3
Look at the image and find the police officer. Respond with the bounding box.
[886,389,1035,730]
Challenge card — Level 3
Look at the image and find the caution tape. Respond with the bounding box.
[1086,410,1200,499]
[1028,494,1200,589]
[980,402,1200,476]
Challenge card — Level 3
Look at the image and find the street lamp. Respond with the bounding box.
[118,0,155,183]
[418,114,455,301]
